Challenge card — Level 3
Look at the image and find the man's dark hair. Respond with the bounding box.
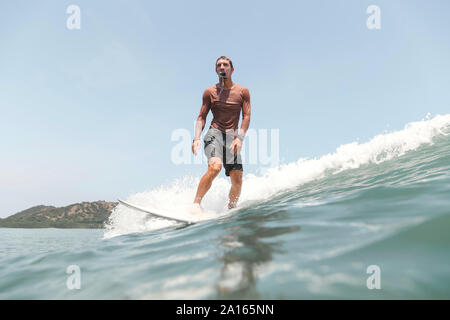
[215,56,233,69]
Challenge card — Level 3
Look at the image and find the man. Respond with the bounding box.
[191,56,251,214]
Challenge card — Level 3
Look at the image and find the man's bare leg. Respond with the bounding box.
[193,157,222,209]
[228,170,243,209]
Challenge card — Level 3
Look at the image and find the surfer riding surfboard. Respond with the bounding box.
[191,56,252,215]
[119,57,251,222]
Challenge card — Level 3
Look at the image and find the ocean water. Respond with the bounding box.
[1,114,450,299]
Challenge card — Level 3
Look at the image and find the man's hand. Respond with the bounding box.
[229,138,242,155]
[192,139,202,155]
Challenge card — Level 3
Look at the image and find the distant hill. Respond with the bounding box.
[0,201,118,229]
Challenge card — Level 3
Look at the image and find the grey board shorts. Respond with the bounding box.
[203,127,243,176]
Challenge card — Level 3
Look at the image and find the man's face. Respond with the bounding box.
[216,59,233,78]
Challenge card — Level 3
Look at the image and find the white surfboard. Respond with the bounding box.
[118,199,194,224]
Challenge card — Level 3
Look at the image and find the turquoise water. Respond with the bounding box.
[1,115,450,299]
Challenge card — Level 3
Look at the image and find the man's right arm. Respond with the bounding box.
[193,89,211,140]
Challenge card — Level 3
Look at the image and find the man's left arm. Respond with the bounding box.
[238,87,251,138]
[230,88,251,154]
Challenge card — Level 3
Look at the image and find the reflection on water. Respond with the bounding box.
[214,208,300,299]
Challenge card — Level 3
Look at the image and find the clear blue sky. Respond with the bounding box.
[1,0,449,217]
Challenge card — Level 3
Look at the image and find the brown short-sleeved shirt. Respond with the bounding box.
[202,83,250,134]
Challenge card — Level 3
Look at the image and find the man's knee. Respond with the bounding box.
[208,158,222,175]
[230,170,243,185]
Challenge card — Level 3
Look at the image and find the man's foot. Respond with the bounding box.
[189,203,204,215]
[227,203,237,210]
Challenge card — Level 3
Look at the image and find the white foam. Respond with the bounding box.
[103,114,450,238]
